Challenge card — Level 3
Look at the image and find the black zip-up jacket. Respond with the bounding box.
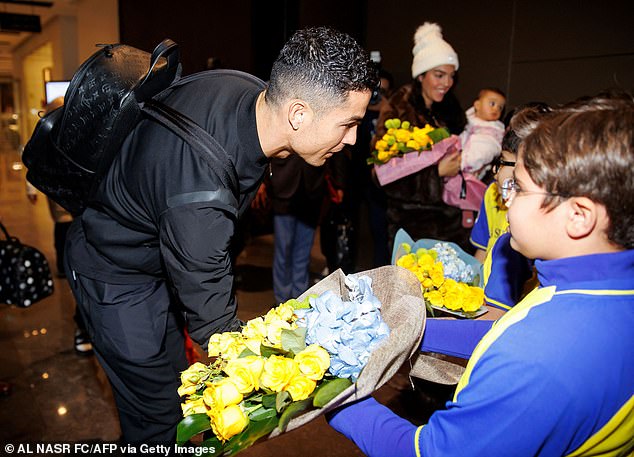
[67,70,268,345]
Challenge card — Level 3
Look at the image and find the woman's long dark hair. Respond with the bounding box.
[409,75,466,134]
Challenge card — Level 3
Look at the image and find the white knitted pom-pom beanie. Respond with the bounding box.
[411,22,459,78]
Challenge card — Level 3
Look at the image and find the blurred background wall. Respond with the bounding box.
[4,0,633,146]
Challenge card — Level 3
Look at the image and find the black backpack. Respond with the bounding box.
[22,39,238,216]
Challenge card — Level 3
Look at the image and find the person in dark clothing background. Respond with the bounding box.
[342,68,394,270]
[64,27,378,445]
[267,154,326,303]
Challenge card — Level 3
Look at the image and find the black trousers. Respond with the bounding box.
[65,269,188,444]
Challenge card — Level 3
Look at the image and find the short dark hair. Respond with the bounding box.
[477,87,506,101]
[266,27,379,116]
[521,92,634,248]
[501,102,552,154]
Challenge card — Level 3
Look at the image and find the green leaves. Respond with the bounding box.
[281,327,307,355]
[259,344,289,358]
[249,406,277,422]
[401,242,412,254]
[176,413,211,445]
[277,398,313,432]
[222,415,279,455]
[284,295,315,310]
[275,390,293,413]
[428,127,450,144]
[313,377,352,407]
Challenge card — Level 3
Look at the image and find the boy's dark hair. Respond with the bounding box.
[266,27,379,116]
[501,102,552,154]
[522,92,634,248]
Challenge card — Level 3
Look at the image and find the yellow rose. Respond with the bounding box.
[260,355,299,392]
[177,384,198,397]
[265,318,293,347]
[275,302,296,322]
[416,253,435,268]
[181,398,208,417]
[242,317,266,341]
[377,150,391,163]
[430,264,445,288]
[375,140,388,152]
[203,378,243,410]
[208,332,242,358]
[295,344,330,381]
[421,277,434,289]
[244,337,263,355]
[180,362,209,386]
[178,362,211,396]
[284,374,317,401]
[443,280,463,311]
[226,339,249,360]
[421,124,434,134]
[396,253,417,269]
[425,290,444,307]
[223,356,264,394]
[209,404,249,442]
[463,286,484,312]
[395,129,411,143]
[406,139,420,150]
[412,130,431,147]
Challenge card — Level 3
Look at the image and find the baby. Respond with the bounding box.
[460,88,506,175]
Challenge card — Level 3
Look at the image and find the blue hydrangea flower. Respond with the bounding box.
[295,275,389,381]
[432,242,475,283]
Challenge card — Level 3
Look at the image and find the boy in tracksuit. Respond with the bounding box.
[328,93,634,456]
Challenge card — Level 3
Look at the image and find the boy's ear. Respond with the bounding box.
[565,196,600,239]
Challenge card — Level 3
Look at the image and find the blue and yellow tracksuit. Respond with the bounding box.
[471,185,533,310]
[329,249,634,456]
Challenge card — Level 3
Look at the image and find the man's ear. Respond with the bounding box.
[566,196,599,239]
[288,100,307,131]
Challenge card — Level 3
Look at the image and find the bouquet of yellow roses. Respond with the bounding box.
[367,118,450,166]
[176,267,426,456]
[367,118,459,186]
[392,229,485,317]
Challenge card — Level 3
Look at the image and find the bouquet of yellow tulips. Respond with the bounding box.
[367,118,450,165]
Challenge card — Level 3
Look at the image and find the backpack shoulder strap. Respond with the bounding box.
[141,99,239,213]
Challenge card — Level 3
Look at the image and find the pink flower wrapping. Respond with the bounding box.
[374,135,461,186]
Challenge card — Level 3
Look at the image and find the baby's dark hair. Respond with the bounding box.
[522,91,634,248]
[477,87,506,101]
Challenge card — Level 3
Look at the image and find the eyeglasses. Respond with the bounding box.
[492,158,516,174]
[501,178,568,206]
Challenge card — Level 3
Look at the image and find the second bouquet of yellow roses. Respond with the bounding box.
[367,118,461,187]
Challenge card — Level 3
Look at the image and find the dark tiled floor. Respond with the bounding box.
[0,138,452,455]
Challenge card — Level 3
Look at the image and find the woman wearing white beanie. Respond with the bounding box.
[371,22,470,252]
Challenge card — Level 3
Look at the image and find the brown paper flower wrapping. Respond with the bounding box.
[269,265,426,437]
